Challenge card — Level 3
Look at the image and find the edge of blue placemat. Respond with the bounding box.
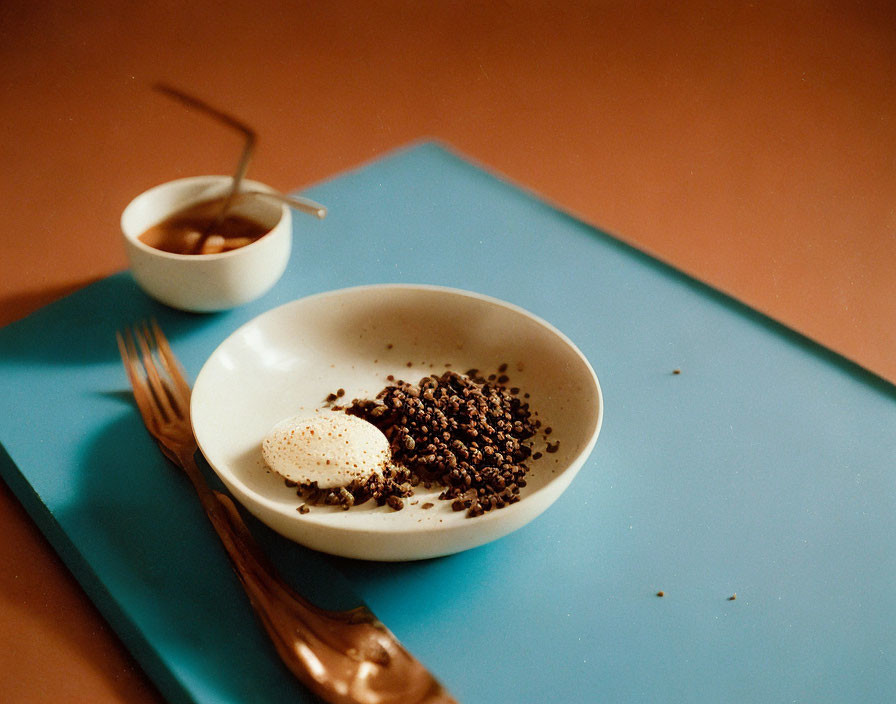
[0,441,194,704]
[415,139,896,399]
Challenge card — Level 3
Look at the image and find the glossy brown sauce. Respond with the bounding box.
[138,196,271,254]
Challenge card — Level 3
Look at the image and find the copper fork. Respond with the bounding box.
[117,321,456,704]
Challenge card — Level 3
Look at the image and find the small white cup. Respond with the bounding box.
[121,176,292,312]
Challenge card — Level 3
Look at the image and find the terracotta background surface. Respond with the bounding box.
[1,1,893,701]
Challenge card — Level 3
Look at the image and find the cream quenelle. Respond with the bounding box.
[262,412,391,488]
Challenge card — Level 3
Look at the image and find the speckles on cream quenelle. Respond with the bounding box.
[261,412,391,488]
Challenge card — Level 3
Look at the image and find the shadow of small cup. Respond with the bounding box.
[121,176,291,312]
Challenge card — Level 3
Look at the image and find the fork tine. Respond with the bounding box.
[149,319,192,418]
[117,327,158,433]
[133,322,176,423]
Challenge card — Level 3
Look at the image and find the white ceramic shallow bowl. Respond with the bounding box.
[191,284,603,561]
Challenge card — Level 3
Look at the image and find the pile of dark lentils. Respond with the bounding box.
[342,367,543,517]
[291,464,415,514]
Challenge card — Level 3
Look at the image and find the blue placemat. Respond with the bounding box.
[1,141,894,703]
